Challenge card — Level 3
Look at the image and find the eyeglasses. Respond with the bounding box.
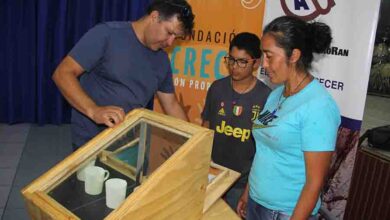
[224,56,258,68]
[165,1,190,17]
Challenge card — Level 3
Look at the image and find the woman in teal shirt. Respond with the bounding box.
[237,16,340,220]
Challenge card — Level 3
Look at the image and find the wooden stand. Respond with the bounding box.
[21,109,240,219]
[344,146,390,220]
[202,199,241,220]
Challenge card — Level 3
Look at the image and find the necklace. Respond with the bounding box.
[276,73,310,110]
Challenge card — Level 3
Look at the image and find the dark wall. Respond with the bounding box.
[0,0,151,124]
[376,0,390,41]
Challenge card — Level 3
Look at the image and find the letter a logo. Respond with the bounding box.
[295,0,309,10]
[280,0,336,21]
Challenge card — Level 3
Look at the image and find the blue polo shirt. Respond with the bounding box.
[68,22,174,147]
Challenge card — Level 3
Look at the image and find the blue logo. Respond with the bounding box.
[280,0,336,21]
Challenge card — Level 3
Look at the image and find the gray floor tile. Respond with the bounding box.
[0,169,17,186]
[0,128,28,143]
[3,125,72,218]
[12,160,58,187]
[0,186,11,209]
[0,156,22,170]
[0,143,25,155]
[5,186,25,209]
[0,143,25,169]
[22,126,71,154]
[0,124,30,132]
[1,208,29,220]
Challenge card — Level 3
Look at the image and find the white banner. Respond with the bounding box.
[262,0,381,218]
[264,0,381,121]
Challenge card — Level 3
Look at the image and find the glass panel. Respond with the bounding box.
[47,120,188,219]
[145,123,189,177]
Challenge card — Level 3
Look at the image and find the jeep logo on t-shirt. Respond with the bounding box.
[215,120,251,142]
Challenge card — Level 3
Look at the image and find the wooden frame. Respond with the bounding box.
[21,109,239,219]
[204,162,240,212]
[99,138,140,181]
[202,199,241,220]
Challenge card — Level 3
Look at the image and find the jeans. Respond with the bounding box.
[224,184,245,210]
[246,196,317,220]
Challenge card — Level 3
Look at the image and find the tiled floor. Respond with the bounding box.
[0,124,72,220]
[0,124,31,219]
[0,95,389,220]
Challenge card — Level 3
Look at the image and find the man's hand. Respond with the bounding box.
[89,105,125,127]
[156,91,189,121]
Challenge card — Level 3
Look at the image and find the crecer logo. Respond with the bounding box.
[215,120,251,142]
[280,0,335,21]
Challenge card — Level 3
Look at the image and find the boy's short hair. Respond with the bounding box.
[229,32,261,58]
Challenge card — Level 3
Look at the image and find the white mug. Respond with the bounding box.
[105,178,127,209]
[84,166,110,195]
[76,159,96,181]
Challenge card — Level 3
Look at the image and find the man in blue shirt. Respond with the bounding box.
[52,0,194,149]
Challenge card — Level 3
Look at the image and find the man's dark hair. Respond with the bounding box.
[147,0,195,35]
[229,32,261,59]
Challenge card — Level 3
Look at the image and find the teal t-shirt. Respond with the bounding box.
[249,79,340,215]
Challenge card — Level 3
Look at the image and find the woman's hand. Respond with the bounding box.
[236,184,249,218]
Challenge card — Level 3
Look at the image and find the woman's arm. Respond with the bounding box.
[290,151,333,220]
[237,183,249,218]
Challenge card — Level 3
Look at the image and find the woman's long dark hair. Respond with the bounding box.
[263,16,332,71]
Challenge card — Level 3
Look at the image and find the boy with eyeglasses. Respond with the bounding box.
[53,0,194,150]
[201,32,270,210]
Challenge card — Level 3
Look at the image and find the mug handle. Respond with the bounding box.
[103,170,110,181]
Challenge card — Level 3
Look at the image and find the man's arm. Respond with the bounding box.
[156,91,188,121]
[52,56,125,127]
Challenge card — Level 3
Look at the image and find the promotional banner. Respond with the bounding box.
[262,0,381,218]
[154,0,265,125]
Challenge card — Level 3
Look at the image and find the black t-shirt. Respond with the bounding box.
[202,76,270,187]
